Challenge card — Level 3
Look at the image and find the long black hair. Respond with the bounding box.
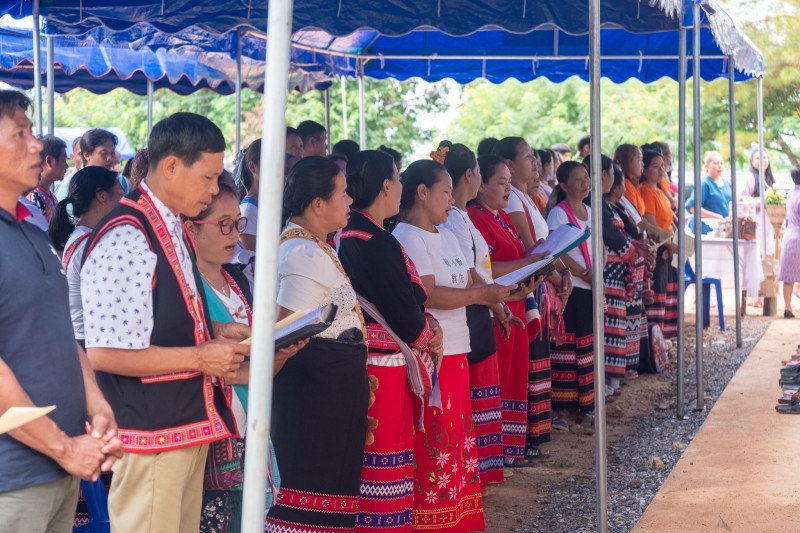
[443,143,477,188]
[241,139,262,196]
[346,150,396,210]
[749,150,775,197]
[282,156,342,223]
[399,159,448,214]
[49,167,118,251]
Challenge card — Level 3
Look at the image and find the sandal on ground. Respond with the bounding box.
[503,458,533,469]
[776,402,800,414]
[502,468,514,479]
[785,310,795,319]
[525,447,551,461]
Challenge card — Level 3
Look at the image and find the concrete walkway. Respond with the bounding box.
[632,319,800,533]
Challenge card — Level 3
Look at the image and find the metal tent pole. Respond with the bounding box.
[46,35,54,135]
[676,25,687,419]
[324,88,332,143]
[341,76,349,139]
[358,59,366,148]
[728,57,742,347]
[240,0,293,528]
[146,80,154,137]
[235,29,243,156]
[589,0,608,530]
[692,2,705,411]
[32,0,43,136]
[756,77,767,259]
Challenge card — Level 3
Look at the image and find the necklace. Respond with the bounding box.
[202,272,230,298]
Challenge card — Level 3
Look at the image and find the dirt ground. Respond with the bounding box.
[481,317,748,532]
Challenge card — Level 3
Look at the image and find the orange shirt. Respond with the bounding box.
[623,178,646,215]
[533,191,548,215]
[639,181,673,231]
[659,177,673,196]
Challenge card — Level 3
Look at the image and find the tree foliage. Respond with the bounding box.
[52,77,450,160]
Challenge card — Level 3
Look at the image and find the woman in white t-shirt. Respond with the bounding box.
[393,159,511,532]
[545,161,596,431]
[238,139,260,251]
[48,167,124,345]
[493,137,575,435]
[441,144,537,477]
[267,156,369,533]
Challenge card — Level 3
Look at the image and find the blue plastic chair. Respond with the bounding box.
[73,479,110,533]
[684,260,725,331]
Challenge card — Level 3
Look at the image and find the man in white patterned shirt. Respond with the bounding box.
[81,113,250,533]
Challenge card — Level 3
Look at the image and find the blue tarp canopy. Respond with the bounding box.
[25,0,761,84]
[8,0,685,36]
[0,16,333,94]
[0,0,763,90]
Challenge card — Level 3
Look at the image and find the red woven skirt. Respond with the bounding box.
[468,353,504,487]
[355,363,415,533]
[494,299,529,460]
[411,354,485,532]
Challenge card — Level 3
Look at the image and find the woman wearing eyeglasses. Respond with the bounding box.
[185,181,300,532]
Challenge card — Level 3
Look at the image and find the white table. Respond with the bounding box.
[692,236,763,296]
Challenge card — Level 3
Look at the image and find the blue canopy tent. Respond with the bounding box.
[1,0,763,530]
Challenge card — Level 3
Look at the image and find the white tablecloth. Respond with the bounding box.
[691,237,763,296]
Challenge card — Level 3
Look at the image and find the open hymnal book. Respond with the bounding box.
[494,256,557,287]
[0,405,55,435]
[239,303,338,349]
[531,223,590,259]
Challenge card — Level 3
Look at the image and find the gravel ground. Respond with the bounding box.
[523,317,772,533]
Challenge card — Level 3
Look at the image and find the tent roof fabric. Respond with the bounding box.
[0,0,763,89]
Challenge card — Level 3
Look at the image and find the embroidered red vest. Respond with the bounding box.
[82,188,235,453]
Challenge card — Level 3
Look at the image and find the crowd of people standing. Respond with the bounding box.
[1,82,794,533]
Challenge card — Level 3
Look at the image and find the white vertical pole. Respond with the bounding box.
[756,76,767,259]
[235,29,243,156]
[728,57,742,347]
[46,35,54,135]
[146,80,154,137]
[341,76,349,139]
[589,0,608,531]
[240,0,293,529]
[676,25,687,418]
[32,0,43,136]
[692,2,705,411]
[358,59,366,148]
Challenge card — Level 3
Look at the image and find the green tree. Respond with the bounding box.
[53,77,450,160]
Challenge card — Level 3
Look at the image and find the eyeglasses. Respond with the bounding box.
[193,217,248,235]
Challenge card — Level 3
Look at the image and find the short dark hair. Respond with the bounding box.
[296,120,326,143]
[282,156,341,222]
[346,150,396,210]
[642,149,663,170]
[190,180,239,221]
[577,135,590,152]
[0,90,30,121]
[286,126,300,139]
[551,143,571,154]
[332,139,360,161]
[39,134,67,162]
[80,129,117,163]
[476,137,499,157]
[537,149,552,166]
[148,112,225,168]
